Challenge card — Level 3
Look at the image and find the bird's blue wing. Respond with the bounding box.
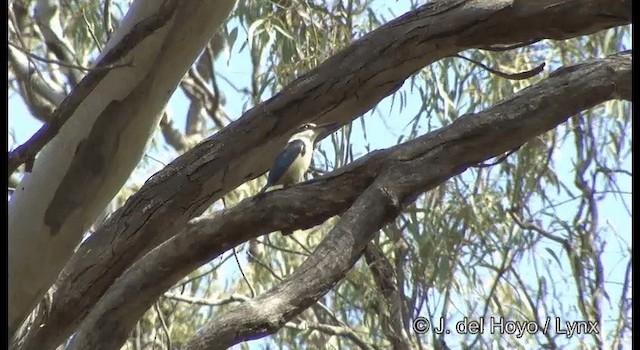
[267,139,306,185]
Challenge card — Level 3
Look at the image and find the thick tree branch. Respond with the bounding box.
[180,51,631,349]
[65,52,630,350]
[25,0,630,348]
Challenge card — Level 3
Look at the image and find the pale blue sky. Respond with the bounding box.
[7,1,631,348]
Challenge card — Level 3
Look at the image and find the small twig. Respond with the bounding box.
[143,154,168,167]
[253,238,311,257]
[154,302,171,350]
[453,53,545,80]
[8,0,178,179]
[508,210,568,246]
[479,39,542,52]
[8,41,130,72]
[162,292,249,306]
[205,43,228,125]
[217,73,252,96]
[234,246,256,297]
[170,252,233,292]
[284,321,374,350]
[103,0,113,41]
[187,66,226,129]
[7,58,131,179]
[472,146,521,168]
[246,246,284,281]
[8,8,56,92]
[82,9,103,52]
[311,301,351,329]
[286,235,315,255]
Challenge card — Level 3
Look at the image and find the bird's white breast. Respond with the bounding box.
[279,140,313,185]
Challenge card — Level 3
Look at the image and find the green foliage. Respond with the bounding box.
[8,0,630,348]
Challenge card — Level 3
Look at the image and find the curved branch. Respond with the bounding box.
[23,0,630,348]
[180,51,631,349]
[65,52,631,350]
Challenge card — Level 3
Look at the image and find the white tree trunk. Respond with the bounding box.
[8,0,237,336]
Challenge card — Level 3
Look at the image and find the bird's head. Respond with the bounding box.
[290,122,340,143]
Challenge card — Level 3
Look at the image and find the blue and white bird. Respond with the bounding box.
[258,122,338,195]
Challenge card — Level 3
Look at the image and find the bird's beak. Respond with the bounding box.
[313,122,341,139]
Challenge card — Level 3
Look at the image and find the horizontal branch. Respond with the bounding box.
[164,291,372,349]
[27,0,630,348]
[67,52,631,350]
[180,50,631,350]
[162,292,249,307]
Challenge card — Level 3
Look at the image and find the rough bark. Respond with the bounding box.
[67,52,632,349]
[18,0,630,348]
[8,0,238,340]
[180,51,630,349]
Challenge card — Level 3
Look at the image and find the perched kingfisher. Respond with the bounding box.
[258,122,338,195]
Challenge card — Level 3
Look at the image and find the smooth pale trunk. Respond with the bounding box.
[8,0,238,336]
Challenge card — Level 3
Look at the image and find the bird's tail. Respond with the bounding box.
[257,183,270,195]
